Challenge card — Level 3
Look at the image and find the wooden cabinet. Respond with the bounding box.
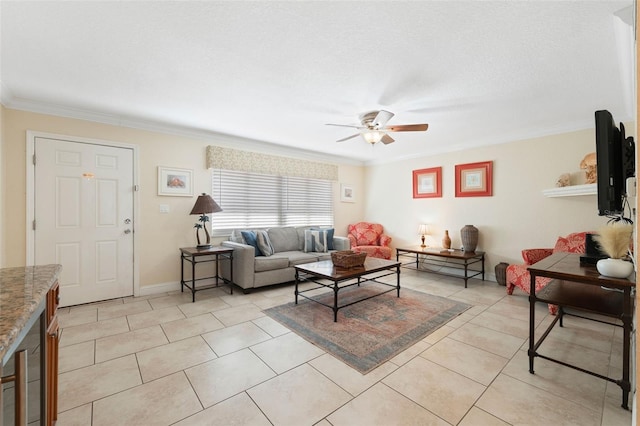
[0,266,61,426]
[45,281,60,425]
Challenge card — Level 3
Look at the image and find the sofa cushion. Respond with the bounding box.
[304,229,328,253]
[271,251,319,266]
[256,230,274,256]
[254,256,289,272]
[268,227,299,252]
[241,231,262,256]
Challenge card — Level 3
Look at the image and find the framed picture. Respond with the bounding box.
[340,183,355,203]
[413,167,442,198]
[157,166,193,197]
[455,161,493,197]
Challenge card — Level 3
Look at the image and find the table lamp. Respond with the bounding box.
[190,193,222,248]
[418,224,429,248]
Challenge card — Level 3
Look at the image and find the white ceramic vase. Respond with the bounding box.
[596,258,634,278]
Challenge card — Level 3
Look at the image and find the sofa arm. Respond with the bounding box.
[380,234,392,247]
[221,241,255,290]
[347,234,357,247]
[333,236,350,251]
[521,248,553,265]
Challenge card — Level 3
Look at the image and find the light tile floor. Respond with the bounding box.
[55,269,633,425]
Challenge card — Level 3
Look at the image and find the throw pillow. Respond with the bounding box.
[256,230,274,256]
[304,229,328,253]
[240,230,262,256]
[311,227,334,250]
[229,229,246,244]
[553,236,570,253]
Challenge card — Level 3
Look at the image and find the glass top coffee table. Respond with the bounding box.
[294,258,401,322]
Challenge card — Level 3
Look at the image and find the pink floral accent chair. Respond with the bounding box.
[347,222,393,260]
[506,231,589,315]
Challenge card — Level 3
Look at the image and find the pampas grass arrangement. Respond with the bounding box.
[593,222,633,259]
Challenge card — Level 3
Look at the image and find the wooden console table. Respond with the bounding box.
[396,247,484,288]
[527,252,635,409]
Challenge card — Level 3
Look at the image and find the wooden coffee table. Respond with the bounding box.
[294,258,401,322]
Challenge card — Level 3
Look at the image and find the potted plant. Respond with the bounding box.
[593,222,634,278]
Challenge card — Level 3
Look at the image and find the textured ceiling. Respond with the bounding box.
[0,1,635,164]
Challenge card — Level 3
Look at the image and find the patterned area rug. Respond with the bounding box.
[264,284,470,374]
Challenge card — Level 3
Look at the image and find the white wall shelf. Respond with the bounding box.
[542,183,597,197]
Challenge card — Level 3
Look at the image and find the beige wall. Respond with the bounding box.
[2,108,363,290]
[2,107,633,288]
[363,127,633,277]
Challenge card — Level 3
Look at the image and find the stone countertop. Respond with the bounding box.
[0,265,62,362]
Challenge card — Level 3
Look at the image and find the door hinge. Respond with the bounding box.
[133,185,139,192]
[32,220,36,231]
[32,154,36,165]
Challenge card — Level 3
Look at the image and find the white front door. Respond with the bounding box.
[34,137,134,307]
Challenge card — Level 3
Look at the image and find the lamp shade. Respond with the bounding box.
[418,224,429,235]
[190,193,222,215]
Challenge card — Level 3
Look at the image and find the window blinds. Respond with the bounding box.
[211,169,334,235]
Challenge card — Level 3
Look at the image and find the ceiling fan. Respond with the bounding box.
[326,110,428,144]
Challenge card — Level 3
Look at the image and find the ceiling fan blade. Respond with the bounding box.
[372,110,394,128]
[326,123,362,129]
[386,124,429,132]
[336,133,360,143]
[381,134,395,144]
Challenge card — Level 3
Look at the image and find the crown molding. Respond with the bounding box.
[2,94,364,167]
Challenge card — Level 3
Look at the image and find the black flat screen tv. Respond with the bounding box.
[595,109,635,216]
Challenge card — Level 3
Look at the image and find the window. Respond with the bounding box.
[211,169,334,235]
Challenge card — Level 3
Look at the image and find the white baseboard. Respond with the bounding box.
[137,281,181,297]
[136,278,223,297]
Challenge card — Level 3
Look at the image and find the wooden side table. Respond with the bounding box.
[180,246,234,302]
[528,252,635,409]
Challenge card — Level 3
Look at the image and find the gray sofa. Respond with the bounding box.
[220,226,350,292]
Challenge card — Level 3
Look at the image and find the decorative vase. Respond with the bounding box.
[460,225,478,252]
[596,258,634,278]
[442,230,451,249]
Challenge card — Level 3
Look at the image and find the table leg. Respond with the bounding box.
[180,253,185,293]
[396,265,400,297]
[621,288,631,409]
[294,270,299,304]
[481,254,485,280]
[191,255,196,303]
[333,281,339,322]
[464,262,468,288]
[528,272,536,374]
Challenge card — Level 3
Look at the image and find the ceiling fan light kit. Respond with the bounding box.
[327,109,429,145]
[363,130,384,144]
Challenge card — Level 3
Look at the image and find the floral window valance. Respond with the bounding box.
[206,145,338,181]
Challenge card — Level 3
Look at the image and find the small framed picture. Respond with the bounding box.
[455,161,493,197]
[340,183,355,203]
[413,167,442,198]
[157,166,193,197]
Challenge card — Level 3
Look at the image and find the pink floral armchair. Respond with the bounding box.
[347,222,392,259]
[506,231,589,315]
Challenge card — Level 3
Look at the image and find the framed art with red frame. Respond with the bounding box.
[413,167,442,198]
[455,161,493,197]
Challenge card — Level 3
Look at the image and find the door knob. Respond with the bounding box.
[124,218,131,224]
[124,229,131,234]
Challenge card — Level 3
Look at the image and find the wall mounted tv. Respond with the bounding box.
[595,109,635,217]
